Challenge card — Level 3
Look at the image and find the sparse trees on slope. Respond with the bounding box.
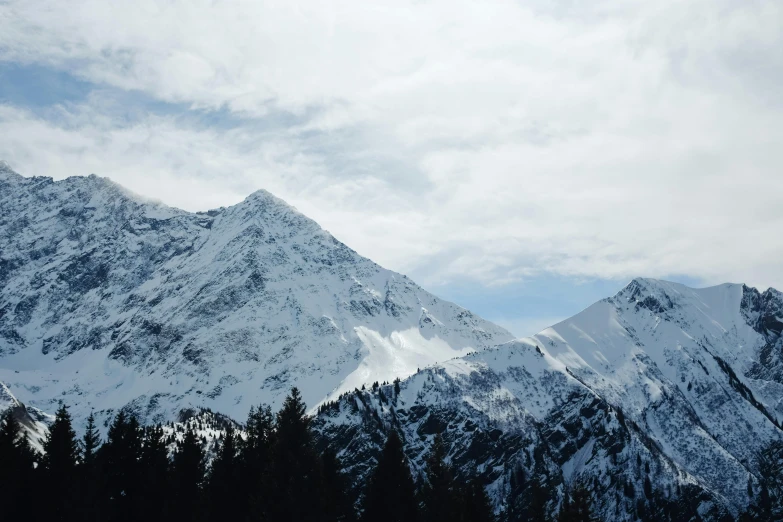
[526,476,551,522]
[557,481,595,522]
[743,439,783,520]
[361,429,419,522]
[462,478,496,522]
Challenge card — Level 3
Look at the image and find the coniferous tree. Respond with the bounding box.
[0,409,37,521]
[362,430,419,522]
[504,464,525,522]
[265,387,323,522]
[527,477,550,522]
[557,482,595,522]
[139,425,170,522]
[101,411,143,522]
[462,478,495,522]
[643,475,653,500]
[207,427,242,521]
[80,411,103,522]
[170,426,206,521]
[744,439,783,520]
[41,403,81,521]
[421,434,459,522]
[82,411,101,470]
[321,448,357,522]
[240,404,274,517]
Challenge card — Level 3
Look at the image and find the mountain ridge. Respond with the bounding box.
[316,277,783,519]
[0,167,513,429]
[3,165,782,520]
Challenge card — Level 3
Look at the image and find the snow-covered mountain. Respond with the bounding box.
[316,278,783,520]
[4,162,783,519]
[0,164,513,428]
[0,381,51,451]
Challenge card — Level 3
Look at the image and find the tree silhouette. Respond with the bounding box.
[361,429,419,522]
[207,427,242,521]
[421,434,459,522]
[171,426,206,521]
[41,403,81,520]
[0,409,37,520]
[265,387,323,522]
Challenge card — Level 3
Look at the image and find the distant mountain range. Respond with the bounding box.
[2,164,782,520]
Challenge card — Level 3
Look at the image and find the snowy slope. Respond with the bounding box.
[0,164,513,429]
[316,278,783,520]
[0,381,51,452]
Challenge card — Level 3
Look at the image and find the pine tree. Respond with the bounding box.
[0,408,23,463]
[82,411,101,470]
[139,425,170,521]
[557,482,595,522]
[42,402,80,472]
[745,439,783,520]
[527,477,550,522]
[643,475,653,499]
[170,426,206,521]
[462,478,495,522]
[239,404,274,517]
[102,411,143,522]
[0,409,37,521]
[361,430,419,522]
[421,434,458,522]
[207,427,242,521]
[557,488,573,522]
[42,403,81,521]
[265,387,324,522]
[321,448,357,522]
[80,411,104,522]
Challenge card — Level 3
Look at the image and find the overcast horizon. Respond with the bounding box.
[1,0,781,336]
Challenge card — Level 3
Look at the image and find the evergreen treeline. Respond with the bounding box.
[0,388,496,522]
[14,387,783,521]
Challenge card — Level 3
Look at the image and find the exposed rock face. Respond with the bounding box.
[315,279,783,520]
[0,166,513,427]
[4,164,783,520]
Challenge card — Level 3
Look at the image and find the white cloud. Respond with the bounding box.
[0,0,781,291]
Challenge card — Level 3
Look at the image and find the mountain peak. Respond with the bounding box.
[615,277,680,311]
[221,187,326,237]
[0,160,23,182]
[0,170,513,426]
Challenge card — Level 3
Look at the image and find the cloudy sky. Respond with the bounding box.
[1,0,781,336]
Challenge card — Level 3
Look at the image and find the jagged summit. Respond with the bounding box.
[0,169,513,429]
[0,160,23,182]
[320,277,783,520]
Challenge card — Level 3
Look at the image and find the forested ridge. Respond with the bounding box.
[3,387,782,522]
[0,389,495,522]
